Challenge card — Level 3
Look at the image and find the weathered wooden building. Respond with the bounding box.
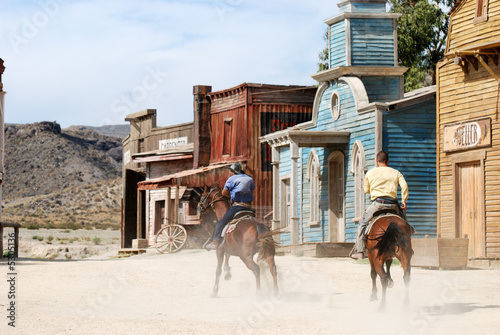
[261,0,437,255]
[122,84,316,249]
[436,0,500,263]
[135,83,316,241]
[121,109,194,248]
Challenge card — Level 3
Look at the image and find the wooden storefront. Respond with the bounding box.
[121,109,194,248]
[436,0,500,261]
[207,83,316,220]
[125,84,316,248]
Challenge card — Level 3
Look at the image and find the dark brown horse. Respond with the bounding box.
[199,186,279,298]
[366,214,413,311]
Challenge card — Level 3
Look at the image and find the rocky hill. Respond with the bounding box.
[2,122,125,229]
[66,124,130,139]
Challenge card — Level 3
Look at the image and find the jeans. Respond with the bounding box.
[212,205,249,241]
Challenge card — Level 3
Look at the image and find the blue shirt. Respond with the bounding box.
[224,174,255,203]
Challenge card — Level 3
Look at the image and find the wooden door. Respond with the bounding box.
[154,200,166,235]
[457,162,485,258]
[328,152,345,242]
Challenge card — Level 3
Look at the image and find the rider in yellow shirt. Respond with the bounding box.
[351,151,408,260]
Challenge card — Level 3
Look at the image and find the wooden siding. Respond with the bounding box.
[437,57,500,257]
[274,80,378,244]
[447,0,500,52]
[350,18,395,67]
[362,76,402,102]
[210,84,315,221]
[383,99,437,237]
[149,159,193,179]
[210,106,248,163]
[123,120,193,171]
[330,21,347,68]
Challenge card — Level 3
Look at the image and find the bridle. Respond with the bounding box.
[198,186,228,213]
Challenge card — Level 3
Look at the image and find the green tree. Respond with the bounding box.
[389,0,453,91]
[317,29,329,72]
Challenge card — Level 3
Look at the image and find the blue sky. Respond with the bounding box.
[0,0,337,128]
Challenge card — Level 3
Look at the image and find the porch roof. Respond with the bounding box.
[132,143,194,163]
[260,129,350,148]
[137,162,233,190]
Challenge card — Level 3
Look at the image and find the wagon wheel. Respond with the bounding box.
[154,224,187,253]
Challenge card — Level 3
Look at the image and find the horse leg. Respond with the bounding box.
[223,253,232,281]
[241,255,261,294]
[401,256,411,306]
[266,255,278,295]
[372,256,388,311]
[369,259,378,301]
[211,247,225,298]
[385,259,394,288]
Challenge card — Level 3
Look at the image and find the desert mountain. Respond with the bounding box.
[2,122,127,229]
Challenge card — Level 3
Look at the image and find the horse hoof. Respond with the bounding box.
[210,292,218,299]
[388,279,394,288]
[370,295,378,301]
[224,273,232,281]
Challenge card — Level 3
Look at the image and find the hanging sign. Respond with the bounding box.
[443,118,491,152]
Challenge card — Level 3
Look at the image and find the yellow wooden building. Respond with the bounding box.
[436,0,500,263]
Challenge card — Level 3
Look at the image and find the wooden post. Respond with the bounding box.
[174,185,179,224]
[290,140,300,245]
[136,189,142,239]
[0,225,3,257]
[166,187,172,224]
[0,222,21,258]
[271,146,280,230]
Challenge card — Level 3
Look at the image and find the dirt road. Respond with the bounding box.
[1,248,499,335]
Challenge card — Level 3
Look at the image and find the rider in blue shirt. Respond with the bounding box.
[205,162,255,250]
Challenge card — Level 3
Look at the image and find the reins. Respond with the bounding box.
[199,187,228,212]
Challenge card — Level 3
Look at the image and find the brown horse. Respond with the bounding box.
[365,214,413,311]
[199,186,279,298]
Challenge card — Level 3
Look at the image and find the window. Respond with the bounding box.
[223,118,232,156]
[280,177,291,229]
[474,0,489,23]
[350,141,366,222]
[330,90,340,121]
[307,150,320,226]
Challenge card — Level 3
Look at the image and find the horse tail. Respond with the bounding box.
[256,223,280,262]
[373,221,409,258]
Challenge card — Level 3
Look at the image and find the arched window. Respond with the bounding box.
[330,90,340,121]
[350,141,366,221]
[307,150,320,226]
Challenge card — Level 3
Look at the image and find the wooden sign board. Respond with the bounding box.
[443,118,491,152]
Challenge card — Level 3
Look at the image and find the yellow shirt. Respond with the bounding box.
[364,166,408,203]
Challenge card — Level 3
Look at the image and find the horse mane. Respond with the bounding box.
[370,221,409,259]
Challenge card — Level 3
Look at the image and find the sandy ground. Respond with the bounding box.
[16,228,121,260]
[1,245,500,335]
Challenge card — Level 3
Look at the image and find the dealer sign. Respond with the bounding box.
[443,118,491,152]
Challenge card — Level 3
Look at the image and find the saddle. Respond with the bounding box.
[221,210,256,237]
[363,213,415,240]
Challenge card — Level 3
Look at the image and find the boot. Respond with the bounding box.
[205,240,220,251]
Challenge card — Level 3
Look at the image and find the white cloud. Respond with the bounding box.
[0,0,336,128]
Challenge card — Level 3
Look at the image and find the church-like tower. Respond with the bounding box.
[312,0,406,101]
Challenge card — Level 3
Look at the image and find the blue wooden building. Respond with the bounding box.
[260,0,436,253]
